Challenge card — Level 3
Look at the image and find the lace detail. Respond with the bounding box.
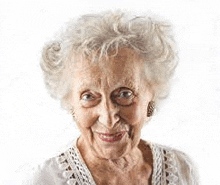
[150,142,179,185]
[151,142,163,185]
[56,145,96,185]
[56,140,181,185]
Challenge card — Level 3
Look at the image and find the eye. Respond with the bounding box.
[80,91,101,107]
[119,90,133,98]
[113,88,135,106]
[81,93,95,101]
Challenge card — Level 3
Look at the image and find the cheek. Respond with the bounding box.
[75,108,97,129]
[69,94,94,129]
[120,102,146,126]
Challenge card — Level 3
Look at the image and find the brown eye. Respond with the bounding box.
[113,89,134,106]
[81,92,101,107]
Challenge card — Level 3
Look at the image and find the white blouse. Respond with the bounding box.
[23,140,198,185]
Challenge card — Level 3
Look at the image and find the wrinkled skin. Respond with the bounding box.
[68,48,154,184]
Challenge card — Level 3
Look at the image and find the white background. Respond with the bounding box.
[0,0,220,184]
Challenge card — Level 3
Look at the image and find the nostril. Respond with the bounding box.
[98,101,120,128]
[98,113,120,129]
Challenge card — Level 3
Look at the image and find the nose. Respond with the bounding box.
[98,98,120,129]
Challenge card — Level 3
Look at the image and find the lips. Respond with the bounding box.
[97,131,126,143]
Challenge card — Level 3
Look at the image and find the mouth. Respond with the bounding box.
[97,131,126,143]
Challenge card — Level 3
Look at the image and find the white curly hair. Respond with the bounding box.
[40,10,178,110]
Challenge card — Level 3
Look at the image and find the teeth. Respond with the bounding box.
[102,135,110,139]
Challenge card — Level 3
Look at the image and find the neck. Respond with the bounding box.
[108,148,142,172]
[77,137,143,173]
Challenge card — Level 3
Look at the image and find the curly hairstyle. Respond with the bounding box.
[41,10,178,109]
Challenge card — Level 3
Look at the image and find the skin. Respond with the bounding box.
[68,48,154,185]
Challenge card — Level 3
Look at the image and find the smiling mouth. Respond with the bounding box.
[97,132,126,143]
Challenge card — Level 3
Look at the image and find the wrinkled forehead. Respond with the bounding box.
[72,48,145,91]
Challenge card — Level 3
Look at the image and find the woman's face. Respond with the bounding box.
[70,48,153,159]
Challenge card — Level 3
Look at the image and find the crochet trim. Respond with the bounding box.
[56,146,96,185]
[56,141,179,185]
[150,142,179,185]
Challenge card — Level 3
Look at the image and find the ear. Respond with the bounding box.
[147,101,155,117]
[147,87,158,117]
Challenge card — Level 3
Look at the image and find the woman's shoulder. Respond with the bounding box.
[21,156,66,185]
[143,140,199,185]
[22,143,95,185]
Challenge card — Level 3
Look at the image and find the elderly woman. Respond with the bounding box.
[31,11,198,185]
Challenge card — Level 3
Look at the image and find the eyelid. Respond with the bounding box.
[80,91,91,99]
[80,90,101,100]
[80,91,101,108]
[115,88,134,96]
[120,89,133,93]
[111,87,136,107]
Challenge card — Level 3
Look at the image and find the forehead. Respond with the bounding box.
[72,48,144,91]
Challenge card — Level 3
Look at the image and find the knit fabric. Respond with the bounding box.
[25,140,198,185]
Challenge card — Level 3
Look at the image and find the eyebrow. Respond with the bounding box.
[76,78,101,92]
[122,77,139,92]
[76,76,139,94]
